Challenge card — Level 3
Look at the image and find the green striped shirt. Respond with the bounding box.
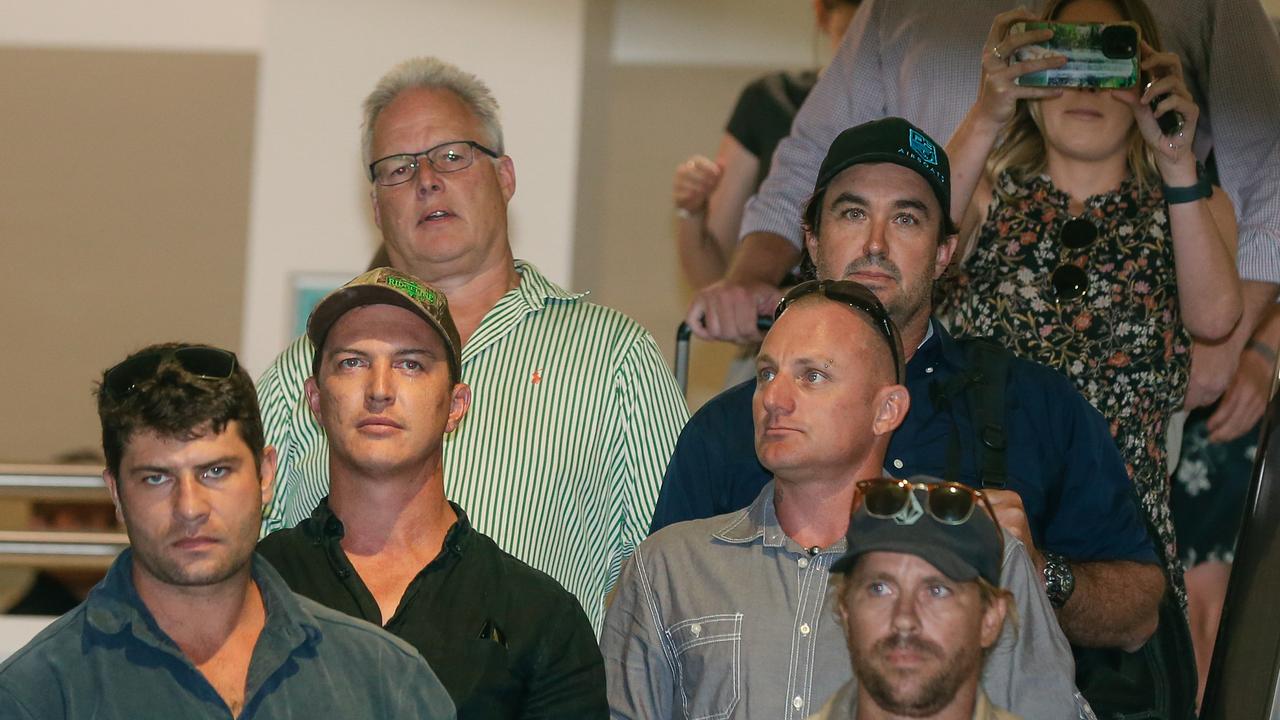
[256,261,689,631]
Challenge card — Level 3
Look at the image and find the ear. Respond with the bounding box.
[258,445,279,509]
[979,592,1009,650]
[934,232,958,278]
[496,155,516,203]
[103,469,125,526]
[304,376,323,424]
[871,384,910,436]
[446,382,472,433]
[805,228,820,267]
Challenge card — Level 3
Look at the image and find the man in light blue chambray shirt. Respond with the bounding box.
[0,344,454,720]
[602,281,1090,719]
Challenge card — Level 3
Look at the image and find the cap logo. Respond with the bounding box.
[893,491,925,525]
[384,275,438,305]
[908,129,939,167]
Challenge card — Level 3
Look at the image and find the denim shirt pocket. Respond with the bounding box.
[667,613,743,720]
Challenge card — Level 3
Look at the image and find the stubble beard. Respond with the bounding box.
[853,632,982,718]
[819,251,936,331]
[130,520,257,589]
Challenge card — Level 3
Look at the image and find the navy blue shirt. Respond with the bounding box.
[0,549,456,719]
[651,320,1157,564]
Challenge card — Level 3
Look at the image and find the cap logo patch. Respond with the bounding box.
[893,491,925,526]
[384,275,438,305]
[908,129,939,166]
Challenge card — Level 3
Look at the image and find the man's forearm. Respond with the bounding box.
[727,232,802,286]
[1057,560,1165,652]
[1240,281,1280,339]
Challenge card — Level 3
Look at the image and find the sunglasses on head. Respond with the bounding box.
[774,279,905,383]
[1051,217,1099,303]
[104,346,238,400]
[855,478,1004,554]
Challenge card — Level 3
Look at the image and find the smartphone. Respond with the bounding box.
[1011,22,1140,89]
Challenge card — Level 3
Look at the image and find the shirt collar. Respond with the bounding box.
[84,549,319,653]
[510,259,586,311]
[304,496,475,559]
[908,317,966,374]
[712,480,856,556]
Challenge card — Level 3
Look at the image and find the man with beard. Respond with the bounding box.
[0,344,455,719]
[651,118,1164,653]
[809,479,1018,720]
[601,282,1085,719]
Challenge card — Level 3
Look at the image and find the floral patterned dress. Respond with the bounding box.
[940,171,1190,577]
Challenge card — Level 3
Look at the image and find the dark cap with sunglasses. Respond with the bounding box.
[831,476,1004,586]
[807,117,957,235]
[307,267,462,379]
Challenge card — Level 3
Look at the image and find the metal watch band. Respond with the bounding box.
[1042,551,1076,609]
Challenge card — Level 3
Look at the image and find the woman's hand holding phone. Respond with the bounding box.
[1122,40,1199,181]
[974,9,1066,128]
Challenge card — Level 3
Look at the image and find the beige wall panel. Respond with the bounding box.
[0,48,256,463]
[576,64,781,410]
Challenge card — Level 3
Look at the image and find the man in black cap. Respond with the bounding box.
[257,267,606,719]
[602,280,1086,719]
[812,478,1019,720]
[652,117,1165,654]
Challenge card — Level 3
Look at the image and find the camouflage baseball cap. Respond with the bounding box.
[307,267,461,380]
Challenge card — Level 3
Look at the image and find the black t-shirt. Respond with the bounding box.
[258,500,607,720]
[725,70,818,188]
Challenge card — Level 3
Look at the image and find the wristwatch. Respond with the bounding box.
[1162,162,1212,204]
[1042,551,1076,609]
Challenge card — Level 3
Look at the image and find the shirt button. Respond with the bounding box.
[690,623,702,637]
[925,366,935,374]
[797,557,810,569]
[800,623,811,636]
[892,459,904,469]
[793,696,804,709]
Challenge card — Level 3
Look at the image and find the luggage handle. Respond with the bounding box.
[674,317,774,396]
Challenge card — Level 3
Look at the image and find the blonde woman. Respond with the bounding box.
[941,0,1241,580]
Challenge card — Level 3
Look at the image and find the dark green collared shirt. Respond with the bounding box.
[0,549,456,719]
[257,500,607,720]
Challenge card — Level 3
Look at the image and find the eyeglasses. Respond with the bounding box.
[368,140,500,187]
[775,279,905,383]
[1050,217,1099,302]
[856,478,1004,553]
[104,346,238,400]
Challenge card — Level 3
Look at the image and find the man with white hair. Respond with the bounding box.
[255,57,688,630]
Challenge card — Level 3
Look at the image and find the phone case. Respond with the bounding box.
[1011,21,1140,89]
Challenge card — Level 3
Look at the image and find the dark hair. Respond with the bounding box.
[96,342,265,479]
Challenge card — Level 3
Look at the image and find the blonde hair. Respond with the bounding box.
[985,0,1164,200]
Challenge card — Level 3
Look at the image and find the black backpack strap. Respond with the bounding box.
[962,338,1012,490]
[929,369,975,485]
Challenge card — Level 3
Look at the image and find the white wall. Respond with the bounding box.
[239,0,593,374]
[612,0,815,67]
[0,0,262,51]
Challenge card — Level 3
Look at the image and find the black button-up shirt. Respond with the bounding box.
[258,500,606,720]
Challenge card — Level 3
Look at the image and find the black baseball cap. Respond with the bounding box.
[830,477,1002,586]
[806,117,957,235]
